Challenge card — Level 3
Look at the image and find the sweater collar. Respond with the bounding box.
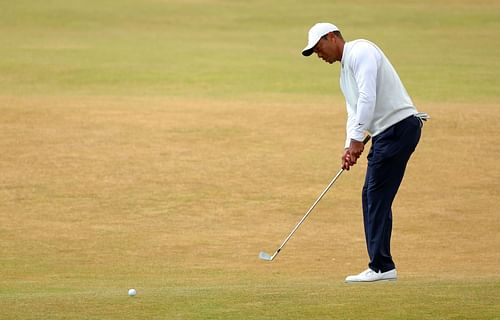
[341,41,352,68]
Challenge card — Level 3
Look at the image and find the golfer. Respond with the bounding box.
[302,23,428,282]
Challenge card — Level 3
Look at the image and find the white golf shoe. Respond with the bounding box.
[345,268,397,283]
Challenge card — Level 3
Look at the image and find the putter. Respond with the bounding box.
[259,135,371,261]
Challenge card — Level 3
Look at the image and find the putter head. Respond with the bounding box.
[259,251,274,261]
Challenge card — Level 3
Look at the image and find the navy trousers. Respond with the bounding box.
[362,115,421,272]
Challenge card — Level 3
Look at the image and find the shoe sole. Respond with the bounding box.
[345,278,397,283]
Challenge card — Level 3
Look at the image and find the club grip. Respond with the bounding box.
[363,135,371,145]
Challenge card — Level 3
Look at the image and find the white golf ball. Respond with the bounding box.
[128,288,137,297]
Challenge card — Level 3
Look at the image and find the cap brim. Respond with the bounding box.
[302,48,314,56]
[301,35,321,57]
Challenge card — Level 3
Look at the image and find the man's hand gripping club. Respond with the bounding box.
[342,138,368,171]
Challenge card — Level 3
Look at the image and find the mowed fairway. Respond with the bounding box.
[1,1,500,319]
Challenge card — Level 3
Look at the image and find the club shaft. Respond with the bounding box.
[264,135,371,261]
[275,168,344,252]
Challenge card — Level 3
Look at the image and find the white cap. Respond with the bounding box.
[302,23,340,56]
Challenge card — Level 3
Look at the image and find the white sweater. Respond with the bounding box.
[340,39,417,148]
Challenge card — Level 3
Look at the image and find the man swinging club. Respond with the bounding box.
[302,23,428,282]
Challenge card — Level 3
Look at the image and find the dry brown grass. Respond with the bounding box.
[1,95,499,318]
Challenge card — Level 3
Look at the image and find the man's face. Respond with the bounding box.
[313,34,340,64]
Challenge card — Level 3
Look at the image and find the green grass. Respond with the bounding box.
[1,0,499,101]
[1,273,499,319]
[1,0,500,319]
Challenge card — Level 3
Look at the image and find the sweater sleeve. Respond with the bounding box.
[345,100,356,149]
[348,42,381,142]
